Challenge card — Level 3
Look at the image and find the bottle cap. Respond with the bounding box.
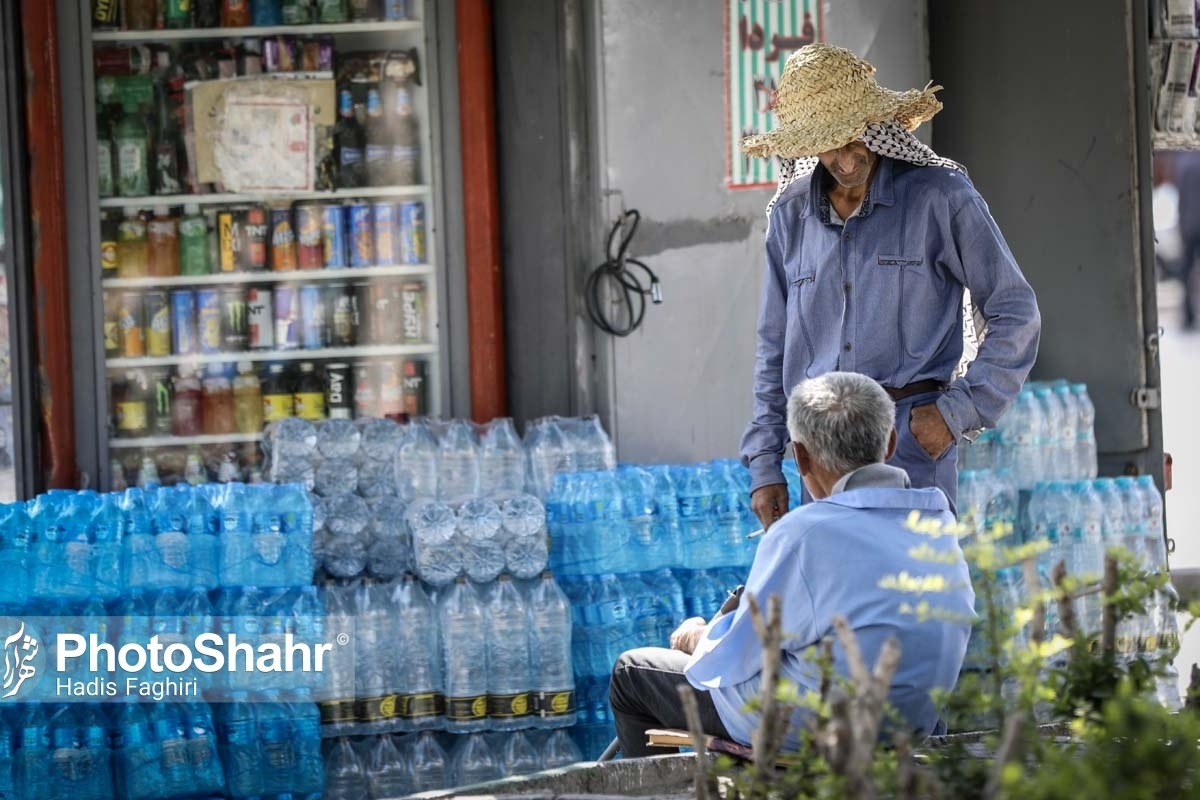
[237,361,252,373]
[184,203,200,215]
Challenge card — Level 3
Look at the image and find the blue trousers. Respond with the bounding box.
[888,390,958,515]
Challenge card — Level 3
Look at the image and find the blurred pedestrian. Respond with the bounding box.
[1173,152,1200,329]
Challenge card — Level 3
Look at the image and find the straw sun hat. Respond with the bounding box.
[741,43,944,159]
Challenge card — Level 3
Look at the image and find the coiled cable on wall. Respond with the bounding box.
[585,210,662,337]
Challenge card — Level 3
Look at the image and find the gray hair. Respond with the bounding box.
[786,372,896,475]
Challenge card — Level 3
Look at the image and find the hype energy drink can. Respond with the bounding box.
[372,202,397,266]
[348,203,373,267]
[398,201,426,264]
[399,280,425,344]
[220,286,249,351]
[273,285,300,350]
[170,290,197,355]
[144,290,172,357]
[247,287,274,350]
[295,202,324,269]
[300,284,327,350]
[325,363,352,419]
[321,203,347,268]
[196,288,223,354]
[271,206,298,271]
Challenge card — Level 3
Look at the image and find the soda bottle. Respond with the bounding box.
[179,204,209,276]
[281,0,312,24]
[318,0,349,22]
[117,211,149,278]
[195,0,220,25]
[115,103,150,198]
[233,361,264,433]
[201,364,235,435]
[220,0,252,27]
[261,363,294,422]
[390,81,420,185]
[164,0,192,27]
[171,365,203,436]
[336,87,366,189]
[121,0,157,30]
[98,109,115,198]
[154,89,183,196]
[114,370,150,438]
[349,0,381,21]
[148,207,180,277]
[251,0,280,25]
[294,362,326,421]
[364,86,390,187]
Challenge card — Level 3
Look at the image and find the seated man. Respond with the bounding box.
[609,371,975,757]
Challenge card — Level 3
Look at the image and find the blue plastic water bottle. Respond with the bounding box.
[181,702,225,795]
[0,502,31,611]
[217,693,264,799]
[120,489,154,593]
[112,702,164,800]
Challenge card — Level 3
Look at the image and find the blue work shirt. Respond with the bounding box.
[741,157,1041,493]
[684,463,975,749]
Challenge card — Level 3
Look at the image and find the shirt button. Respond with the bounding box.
[843,232,851,241]
[844,282,852,292]
[844,343,852,352]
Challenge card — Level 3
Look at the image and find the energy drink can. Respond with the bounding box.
[300,284,327,350]
[353,363,378,418]
[170,290,197,355]
[118,291,145,358]
[398,201,426,264]
[326,363,352,419]
[217,210,240,273]
[149,368,173,435]
[144,290,172,356]
[327,283,357,346]
[368,280,401,344]
[196,288,223,354]
[273,285,301,350]
[321,203,347,268]
[372,202,397,265]
[220,286,249,351]
[348,203,373,267]
[383,0,407,20]
[270,206,298,271]
[402,359,428,416]
[247,287,274,350]
[378,360,403,417]
[399,280,425,343]
[295,202,324,269]
[242,205,269,271]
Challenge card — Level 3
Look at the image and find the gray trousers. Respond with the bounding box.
[609,647,732,758]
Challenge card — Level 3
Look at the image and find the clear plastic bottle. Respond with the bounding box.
[1137,475,1168,572]
[674,466,715,570]
[355,579,396,733]
[593,573,636,678]
[645,465,684,569]
[112,702,162,800]
[395,417,439,501]
[685,569,725,621]
[323,737,367,800]
[316,457,359,498]
[408,500,461,586]
[318,417,362,460]
[617,465,658,566]
[568,414,617,472]
[541,728,583,769]
[450,733,502,788]
[233,362,263,434]
[501,493,549,579]
[367,734,412,798]
[528,570,577,729]
[1071,383,1098,480]
[366,496,411,579]
[501,730,541,777]
[479,417,527,496]
[525,417,578,499]
[437,419,482,504]
[1033,387,1065,481]
[323,494,370,579]
[147,206,180,277]
[457,496,505,583]
[390,574,444,732]
[408,731,448,793]
[181,702,224,795]
[485,574,534,731]
[285,688,325,795]
[439,577,490,733]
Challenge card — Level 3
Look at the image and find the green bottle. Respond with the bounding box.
[179,204,210,276]
[97,108,115,198]
[165,0,193,28]
[318,0,349,23]
[114,103,150,198]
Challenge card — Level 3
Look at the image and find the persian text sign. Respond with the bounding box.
[726,0,823,188]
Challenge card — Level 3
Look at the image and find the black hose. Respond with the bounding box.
[585,210,662,337]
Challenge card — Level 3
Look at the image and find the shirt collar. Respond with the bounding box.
[805,155,897,222]
[821,463,950,513]
[830,462,911,495]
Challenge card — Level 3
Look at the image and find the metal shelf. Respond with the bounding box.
[92,20,423,43]
[109,432,264,449]
[107,343,439,369]
[104,264,434,289]
[99,185,431,209]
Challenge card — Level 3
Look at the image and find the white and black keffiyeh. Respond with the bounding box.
[762,119,985,381]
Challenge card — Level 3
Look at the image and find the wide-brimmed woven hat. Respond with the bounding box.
[741,43,944,159]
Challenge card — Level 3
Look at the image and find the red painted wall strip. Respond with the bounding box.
[456,0,508,422]
[21,0,76,489]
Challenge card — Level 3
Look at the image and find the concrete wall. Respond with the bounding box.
[589,0,930,462]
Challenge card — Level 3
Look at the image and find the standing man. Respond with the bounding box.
[740,43,1040,524]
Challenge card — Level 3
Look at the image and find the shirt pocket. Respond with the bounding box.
[879,254,937,362]
[786,270,817,368]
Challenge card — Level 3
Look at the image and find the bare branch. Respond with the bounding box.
[750,595,788,784]
[983,711,1027,800]
[1102,553,1118,654]
[1022,556,1045,646]
[677,684,711,800]
[1052,560,1077,640]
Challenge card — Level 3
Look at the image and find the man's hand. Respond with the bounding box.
[750,483,790,531]
[669,617,709,655]
[910,403,955,459]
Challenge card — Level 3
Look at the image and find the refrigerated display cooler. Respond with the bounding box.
[59,0,458,490]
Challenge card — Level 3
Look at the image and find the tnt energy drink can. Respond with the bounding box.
[196,289,223,354]
[326,363,352,419]
[170,290,197,355]
[273,285,300,350]
[271,206,298,271]
[321,203,347,268]
[354,362,378,418]
[300,284,327,350]
[242,205,269,271]
[144,291,172,357]
[247,287,274,350]
[348,203,373,266]
[328,283,357,346]
[402,359,428,416]
[400,280,425,344]
[398,201,426,264]
[372,202,397,265]
[118,292,146,358]
[221,286,249,351]
[295,202,324,269]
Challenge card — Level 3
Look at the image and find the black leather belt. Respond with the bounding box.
[882,379,946,402]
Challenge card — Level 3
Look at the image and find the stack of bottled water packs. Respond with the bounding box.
[262,414,581,795]
[0,483,324,800]
[957,380,1180,712]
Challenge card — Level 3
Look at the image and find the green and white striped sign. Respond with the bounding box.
[726,0,822,188]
